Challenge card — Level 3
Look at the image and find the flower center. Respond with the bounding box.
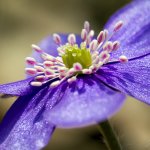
[62,44,92,69]
[25,21,128,87]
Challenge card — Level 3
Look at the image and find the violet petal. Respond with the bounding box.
[0,86,55,150]
[45,75,125,128]
[98,53,150,104]
[0,77,37,96]
[105,1,150,59]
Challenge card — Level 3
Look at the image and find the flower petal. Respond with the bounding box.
[46,75,125,128]
[0,77,37,96]
[0,86,55,150]
[105,1,150,59]
[32,34,82,63]
[97,53,150,104]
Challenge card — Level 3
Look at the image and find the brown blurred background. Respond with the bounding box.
[1,0,150,150]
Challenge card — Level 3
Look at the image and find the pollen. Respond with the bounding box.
[25,21,127,87]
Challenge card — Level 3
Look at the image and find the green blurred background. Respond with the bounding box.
[0,0,150,150]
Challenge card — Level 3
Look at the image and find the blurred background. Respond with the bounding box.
[0,0,150,150]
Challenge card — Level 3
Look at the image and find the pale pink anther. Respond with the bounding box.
[89,40,98,51]
[84,21,90,32]
[92,56,99,64]
[119,55,128,63]
[90,64,99,72]
[50,80,61,88]
[31,81,42,87]
[92,51,99,59]
[89,30,95,38]
[86,35,92,45]
[56,56,63,62]
[25,68,37,75]
[107,42,113,51]
[58,67,67,73]
[97,62,103,68]
[103,41,113,52]
[45,69,54,76]
[53,33,61,45]
[57,48,65,55]
[25,57,36,65]
[112,41,120,51]
[114,21,123,32]
[73,63,83,71]
[68,34,76,45]
[43,61,54,67]
[82,69,92,74]
[35,75,45,82]
[46,74,57,79]
[59,72,66,79]
[97,31,105,44]
[43,54,56,62]
[104,29,108,40]
[67,76,77,83]
[81,29,87,41]
[32,44,43,53]
[67,68,75,76]
[99,51,110,60]
[34,65,45,72]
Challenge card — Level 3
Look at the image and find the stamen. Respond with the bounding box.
[28,21,126,88]
[67,68,75,76]
[119,55,128,63]
[25,68,37,75]
[58,67,68,73]
[89,40,98,51]
[45,69,55,76]
[89,30,94,38]
[104,29,108,40]
[68,34,76,45]
[73,63,83,71]
[82,69,92,74]
[92,51,99,59]
[103,41,113,52]
[81,29,87,41]
[42,54,56,62]
[84,21,90,32]
[50,80,61,87]
[112,41,120,51]
[35,75,45,82]
[32,44,43,53]
[92,56,99,64]
[86,35,92,45]
[34,66,45,72]
[57,47,65,55]
[43,61,54,67]
[53,33,61,45]
[99,51,110,62]
[31,81,42,86]
[67,76,77,83]
[97,61,103,68]
[97,31,105,44]
[26,57,36,65]
[114,21,123,32]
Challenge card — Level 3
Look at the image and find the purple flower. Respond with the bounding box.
[0,1,150,149]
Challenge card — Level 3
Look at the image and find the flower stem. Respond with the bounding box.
[97,120,122,150]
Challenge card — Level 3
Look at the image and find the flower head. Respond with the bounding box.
[26,20,125,88]
[0,1,150,149]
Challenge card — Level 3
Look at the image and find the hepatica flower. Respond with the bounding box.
[0,1,150,150]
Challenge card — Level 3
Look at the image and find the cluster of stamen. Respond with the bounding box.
[25,21,128,87]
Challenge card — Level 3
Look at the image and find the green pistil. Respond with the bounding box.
[62,46,92,69]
